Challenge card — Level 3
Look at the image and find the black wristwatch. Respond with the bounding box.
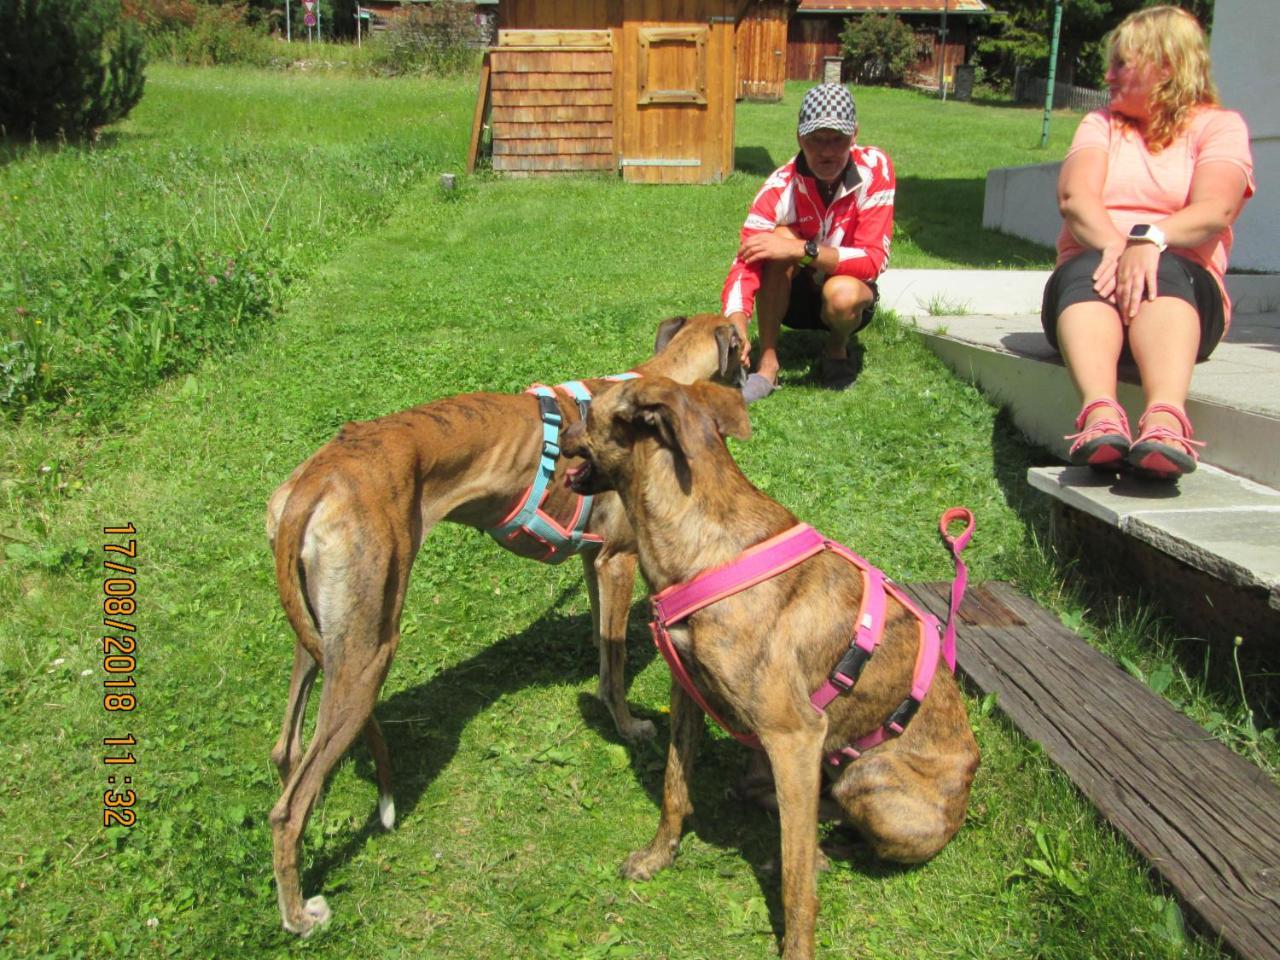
[798,239,819,267]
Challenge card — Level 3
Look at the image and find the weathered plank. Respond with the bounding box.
[491,121,613,140]
[497,28,611,48]
[491,153,614,172]
[491,104,612,124]
[492,137,613,156]
[490,50,612,74]
[490,71,612,92]
[466,52,492,175]
[902,581,1280,960]
[492,88,612,107]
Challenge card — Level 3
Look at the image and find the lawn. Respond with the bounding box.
[0,68,1254,959]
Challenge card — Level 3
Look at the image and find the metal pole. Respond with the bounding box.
[938,0,949,100]
[1041,0,1064,147]
[285,0,291,43]
[317,0,321,39]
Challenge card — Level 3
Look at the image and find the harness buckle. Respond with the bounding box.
[828,644,872,692]
[885,696,921,734]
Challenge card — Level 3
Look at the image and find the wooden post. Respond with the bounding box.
[466,52,493,174]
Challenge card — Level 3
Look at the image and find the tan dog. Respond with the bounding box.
[265,316,744,936]
[561,377,979,960]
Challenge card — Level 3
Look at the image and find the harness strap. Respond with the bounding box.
[484,373,640,564]
[647,509,975,766]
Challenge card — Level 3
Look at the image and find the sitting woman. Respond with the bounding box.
[1042,4,1255,480]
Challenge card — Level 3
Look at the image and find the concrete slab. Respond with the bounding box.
[912,307,1280,486]
[1028,465,1280,608]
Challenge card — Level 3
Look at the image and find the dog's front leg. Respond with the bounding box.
[584,549,655,742]
[620,680,701,880]
[761,730,824,960]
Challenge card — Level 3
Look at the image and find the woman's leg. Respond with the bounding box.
[1126,296,1201,442]
[1055,300,1126,431]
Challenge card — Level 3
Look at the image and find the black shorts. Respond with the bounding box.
[1040,249,1225,362]
[783,269,879,334]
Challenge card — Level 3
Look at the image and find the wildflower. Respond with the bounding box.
[207,275,218,286]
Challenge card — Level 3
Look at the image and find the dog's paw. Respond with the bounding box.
[619,848,670,881]
[282,895,332,937]
[378,794,396,830]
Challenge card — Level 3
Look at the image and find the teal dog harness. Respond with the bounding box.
[486,374,639,563]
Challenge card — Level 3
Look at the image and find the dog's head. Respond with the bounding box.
[651,314,748,389]
[563,377,750,497]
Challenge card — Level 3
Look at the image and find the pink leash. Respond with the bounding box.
[649,508,975,764]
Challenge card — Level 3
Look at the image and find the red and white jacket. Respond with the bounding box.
[721,144,895,321]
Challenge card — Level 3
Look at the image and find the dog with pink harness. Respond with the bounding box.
[562,376,980,960]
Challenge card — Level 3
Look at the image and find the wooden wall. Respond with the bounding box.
[736,1,787,101]
[489,32,614,174]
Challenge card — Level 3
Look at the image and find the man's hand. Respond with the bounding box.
[727,311,752,366]
[1114,242,1161,322]
[737,232,805,266]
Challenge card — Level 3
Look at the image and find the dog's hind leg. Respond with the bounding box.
[271,641,318,785]
[584,549,654,742]
[271,635,397,936]
[620,683,702,880]
[365,714,395,830]
[760,729,825,960]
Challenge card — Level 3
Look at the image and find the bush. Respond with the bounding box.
[0,0,147,141]
[127,0,275,66]
[364,0,484,77]
[839,13,917,87]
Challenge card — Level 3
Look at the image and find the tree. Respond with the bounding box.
[840,14,917,87]
[0,0,146,141]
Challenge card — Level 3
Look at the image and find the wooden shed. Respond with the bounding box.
[470,0,755,184]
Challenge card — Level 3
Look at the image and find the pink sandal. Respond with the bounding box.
[1066,398,1131,471]
[1127,403,1204,480]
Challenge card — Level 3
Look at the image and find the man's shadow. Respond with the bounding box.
[775,329,866,389]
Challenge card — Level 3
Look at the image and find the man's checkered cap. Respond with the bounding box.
[797,83,857,137]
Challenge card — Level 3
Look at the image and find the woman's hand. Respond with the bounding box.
[1114,241,1161,322]
[1091,238,1127,302]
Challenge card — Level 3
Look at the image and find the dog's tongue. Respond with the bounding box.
[565,463,588,488]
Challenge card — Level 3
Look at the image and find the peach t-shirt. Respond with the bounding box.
[1055,107,1256,322]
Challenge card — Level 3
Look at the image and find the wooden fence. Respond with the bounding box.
[1015,72,1109,112]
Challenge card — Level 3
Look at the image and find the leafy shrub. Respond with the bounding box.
[129,1,275,66]
[839,13,917,87]
[0,0,147,141]
[364,0,484,77]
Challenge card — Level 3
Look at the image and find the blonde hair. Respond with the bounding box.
[1107,5,1219,152]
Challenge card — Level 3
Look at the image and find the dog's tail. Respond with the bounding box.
[272,478,326,662]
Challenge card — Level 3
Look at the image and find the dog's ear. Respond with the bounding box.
[713,324,747,386]
[686,381,751,441]
[623,378,748,462]
[652,316,689,354]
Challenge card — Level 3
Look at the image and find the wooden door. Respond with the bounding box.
[736,1,787,101]
[615,1,737,184]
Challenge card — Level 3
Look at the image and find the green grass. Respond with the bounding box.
[0,70,1266,959]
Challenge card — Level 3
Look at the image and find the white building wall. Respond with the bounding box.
[1210,0,1278,272]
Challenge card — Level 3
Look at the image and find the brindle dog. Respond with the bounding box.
[266,316,744,936]
[561,377,979,960]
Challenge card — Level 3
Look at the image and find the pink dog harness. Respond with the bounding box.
[649,508,974,766]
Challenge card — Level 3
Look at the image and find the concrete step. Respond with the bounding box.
[879,269,1280,632]
[910,310,1280,488]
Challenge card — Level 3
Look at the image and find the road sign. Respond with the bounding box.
[304,11,316,26]
[302,0,315,10]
